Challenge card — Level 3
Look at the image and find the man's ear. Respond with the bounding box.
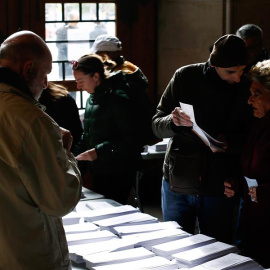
[22,61,34,81]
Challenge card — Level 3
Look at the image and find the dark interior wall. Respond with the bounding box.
[0,0,36,39]
[1,0,270,104]
[157,0,270,101]
[157,0,224,99]
[231,0,270,53]
[117,0,157,103]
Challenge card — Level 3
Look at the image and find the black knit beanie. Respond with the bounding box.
[209,34,247,68]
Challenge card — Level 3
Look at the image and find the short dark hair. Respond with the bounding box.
[236,24,263,41]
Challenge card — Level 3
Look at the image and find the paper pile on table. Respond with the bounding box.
[114,221,181,236]
[84,247,155,268]
[152,234,216,260]
[183,253,263,270]
[172,241,238,268]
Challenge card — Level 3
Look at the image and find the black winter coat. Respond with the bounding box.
[152,62,252,196]
[74,71,141,175]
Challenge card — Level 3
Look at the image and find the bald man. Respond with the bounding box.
[0,31,81,269]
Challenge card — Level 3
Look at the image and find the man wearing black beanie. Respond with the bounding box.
[152,34,253,244]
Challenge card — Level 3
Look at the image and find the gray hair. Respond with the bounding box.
[248,59,270,91]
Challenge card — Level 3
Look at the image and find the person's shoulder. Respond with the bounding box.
[114,60,136,74]
[176,62,205,72]
[123,66,149,93]
[174,62,206,78]
[103,72,128,98]
[4,95,55,134]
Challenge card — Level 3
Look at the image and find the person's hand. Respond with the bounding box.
[59,127,73,151]
[76,148,97,161]
[172,107,193,127]
[248,187,257,203]
[224,179,238,198]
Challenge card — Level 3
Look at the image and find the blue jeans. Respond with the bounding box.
[162,178,235,244]
[235,196,244,249]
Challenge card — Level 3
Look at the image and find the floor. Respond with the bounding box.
[127,186,163,221]
[135,157,164,221]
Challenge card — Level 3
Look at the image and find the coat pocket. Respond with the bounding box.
[168,150,201,194]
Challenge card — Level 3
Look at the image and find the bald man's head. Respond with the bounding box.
[0,31,52,100]
[0,30,51,64]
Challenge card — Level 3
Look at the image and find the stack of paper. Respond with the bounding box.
[172,241,239,268]
[66,230,117,246]
[83,205,140,223]
[84,247,155,268]
[80,187,104,201]
[64,222,99,234]
[85,200,122,210]
[146,138,170,152]
[69,238,135,264]
[75,200,112,212]
[92,256,179,270]
[62,211,84,225]
[185,253,263,270]
[121,228,190,250]
[113,221,181,236]
[93,212,158,232]
[152,234,216,260]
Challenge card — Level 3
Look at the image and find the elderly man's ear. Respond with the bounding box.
[22,61,34,81]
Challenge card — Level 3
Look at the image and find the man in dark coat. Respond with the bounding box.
[152,35,252,244]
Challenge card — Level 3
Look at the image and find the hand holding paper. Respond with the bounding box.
[179,102,225,152]
[172,107,193,127]
[244,176,258,202]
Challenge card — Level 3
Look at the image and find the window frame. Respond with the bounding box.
[44,0,117,110]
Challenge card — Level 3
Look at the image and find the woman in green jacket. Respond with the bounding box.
[72,54,141,204]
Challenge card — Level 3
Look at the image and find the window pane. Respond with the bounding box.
[104,22,116,36]
[45,2,116,109]
[99,3,116,20]
[75,92,89,110]
[48,63,61,81]
[64,3,80,21]
[45,3,62,21]
[45,22,62,41]
[47,61,75,81]
[82,3,97,20]
[64,62,74,80]
[46,42,58,61]
[89,22,108,41]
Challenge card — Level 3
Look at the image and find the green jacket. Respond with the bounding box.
[0,68,81,270]
[75,71,141,174]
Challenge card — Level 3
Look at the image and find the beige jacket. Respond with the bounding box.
[0,81,81,270]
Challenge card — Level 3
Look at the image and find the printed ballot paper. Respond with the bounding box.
[244,176,258,188]
[180,102,224,152]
